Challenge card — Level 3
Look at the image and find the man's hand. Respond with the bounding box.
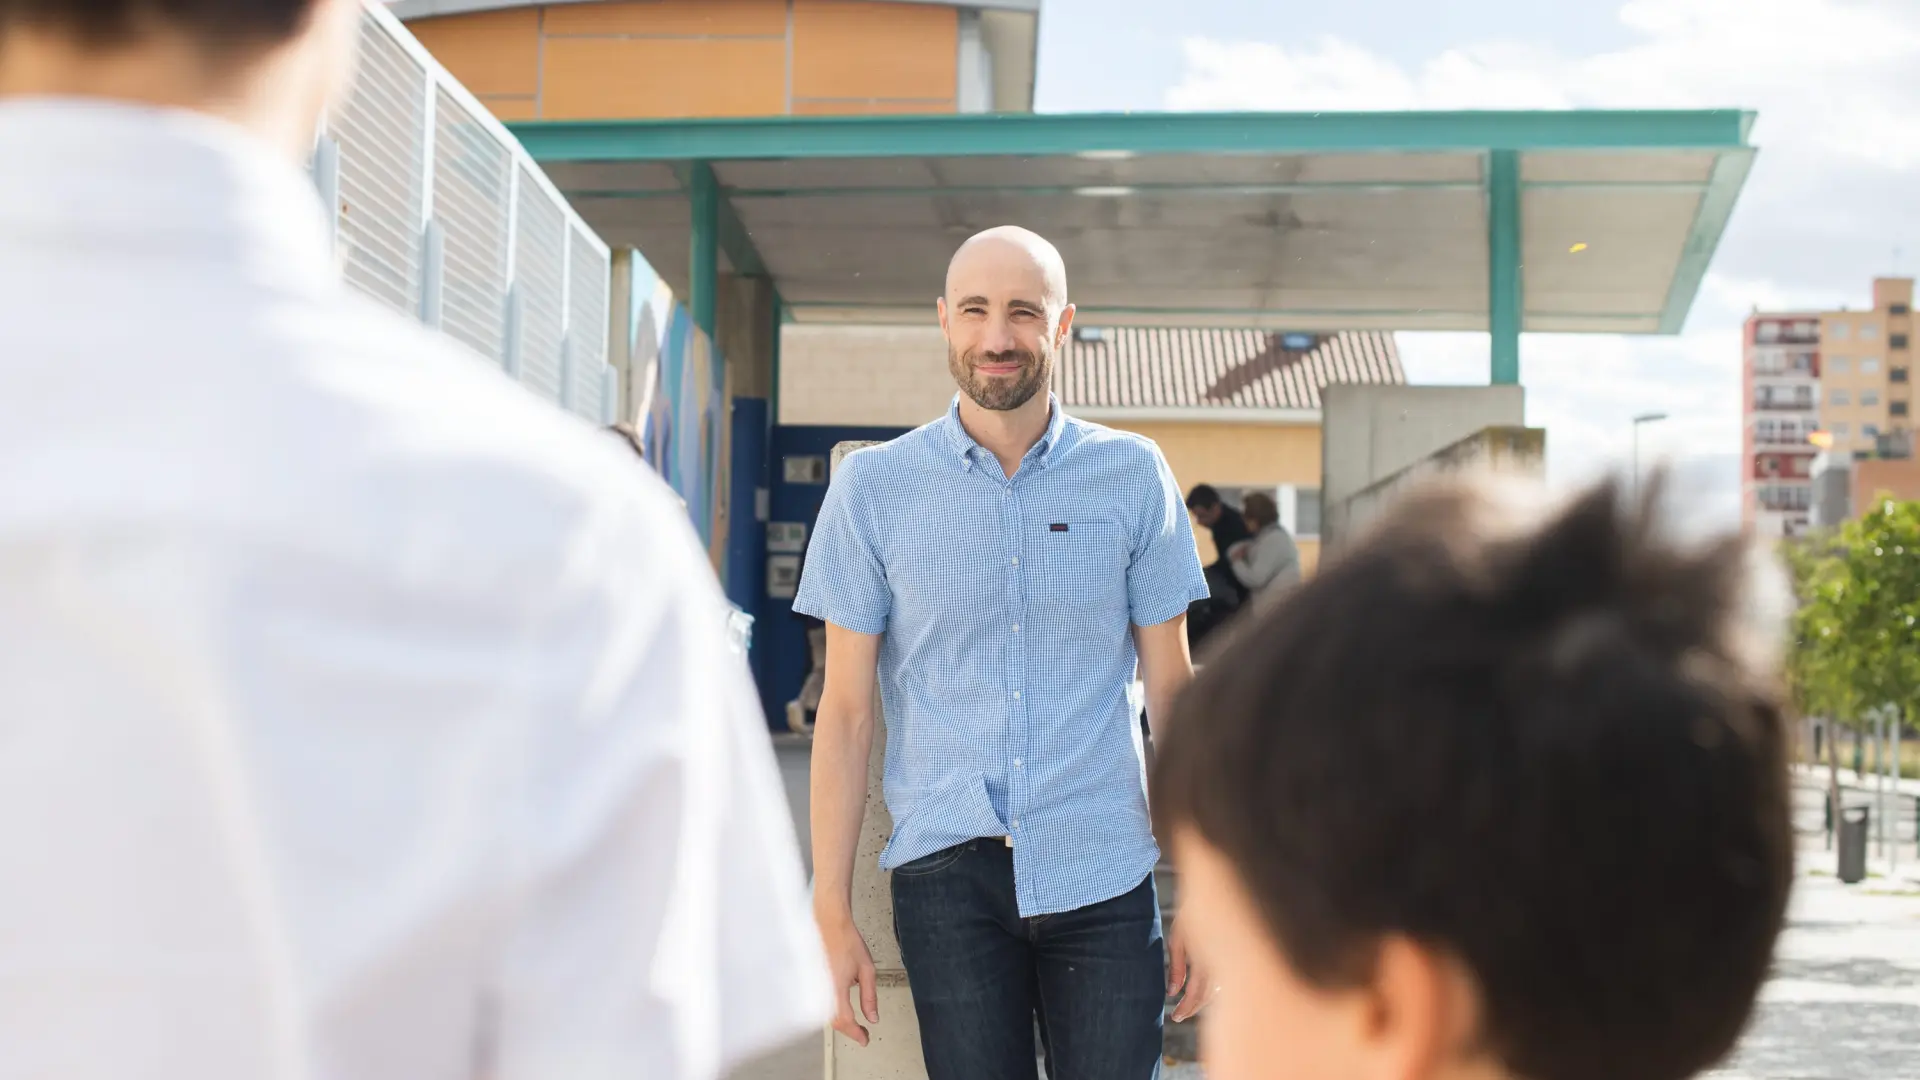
[818,910,879,1045]
[1167,917,1217,1024]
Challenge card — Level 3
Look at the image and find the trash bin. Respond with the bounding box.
[1839,806,1870,884]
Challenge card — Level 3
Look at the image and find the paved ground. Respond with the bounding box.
[749,744,1920,1079]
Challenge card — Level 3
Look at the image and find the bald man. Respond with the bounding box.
[794,227,1214,1078]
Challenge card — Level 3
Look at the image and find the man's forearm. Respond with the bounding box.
[809,698,875,922]
[1144,679,1187,744]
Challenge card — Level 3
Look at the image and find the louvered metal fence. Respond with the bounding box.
[310,2,614,424]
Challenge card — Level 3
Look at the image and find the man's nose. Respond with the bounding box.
[981,315,1021,355]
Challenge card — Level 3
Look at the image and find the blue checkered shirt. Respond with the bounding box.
[794,395,1209,917]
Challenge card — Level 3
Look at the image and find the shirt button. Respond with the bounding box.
[1013,690,1022,700]
[1011,556,1020,566]
[1011,623,1021,633]
[1012,820,1021,829]
[1014,758,1024,767]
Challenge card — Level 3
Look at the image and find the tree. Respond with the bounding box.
[1784,496,1920,843]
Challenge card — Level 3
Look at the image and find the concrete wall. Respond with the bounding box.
[1321,384,1526,547]
[1333,426,1546,547]
[406,0,965,121]
[824,440,929,1080]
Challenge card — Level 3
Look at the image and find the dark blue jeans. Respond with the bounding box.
[891,839,1165,1080]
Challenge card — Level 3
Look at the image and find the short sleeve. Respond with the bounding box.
[791,453,890,635]
[492,497,830,1080]
[1127,443,1211,627]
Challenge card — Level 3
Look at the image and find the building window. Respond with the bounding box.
[1863,389,1882,406]
[1756,322,1780,344]
[1830,356,1851,374]
[1831,388,1852,406]
[1894,366,1910,383]
[1866,424,1882,438]
[1895,304,1912,316]
[1895,334,1911,350]
[1294,488,1322,538]
[1831,324,1852,341]
[1833,422,1851,437]
[1894,402,1911,418]
[1862,325,1882,340]
[1863,358,1883,374]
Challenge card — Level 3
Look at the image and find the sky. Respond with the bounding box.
[1031,0,1920,530]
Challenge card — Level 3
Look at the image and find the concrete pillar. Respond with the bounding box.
[824,440,929,1080]
[718,274,776,399]
[608,249,636,426]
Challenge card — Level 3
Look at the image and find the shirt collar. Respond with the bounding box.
[939,392,1072,473]
[0,99,338,297]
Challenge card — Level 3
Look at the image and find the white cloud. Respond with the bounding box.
[1169,0,1920,533]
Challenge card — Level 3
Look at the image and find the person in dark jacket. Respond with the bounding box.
[1184,484,1250,648]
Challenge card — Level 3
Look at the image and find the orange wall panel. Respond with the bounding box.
[541,0,788,37]
[540,37,787,119]
[480,95,538,121]
[792,98,955,115]
[405,8,540,97]
[792,1,957,102]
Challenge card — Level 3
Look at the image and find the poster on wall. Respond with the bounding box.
[627,249,729,554]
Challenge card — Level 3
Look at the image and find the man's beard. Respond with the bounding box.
[950,344,1051,412]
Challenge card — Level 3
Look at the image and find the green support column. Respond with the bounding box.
[689,161,719,339]
[1487,149,1522,385]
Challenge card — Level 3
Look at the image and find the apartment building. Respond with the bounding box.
[1743,277,1915,538]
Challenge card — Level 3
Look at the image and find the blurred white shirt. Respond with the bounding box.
[0,99,828,1080]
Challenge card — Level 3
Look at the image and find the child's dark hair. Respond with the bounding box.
[1153,475,1794,1080]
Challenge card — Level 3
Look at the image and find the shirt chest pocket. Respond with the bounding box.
[1028,520,1129,613]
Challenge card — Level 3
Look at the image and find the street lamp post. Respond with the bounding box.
[1632,412,1669,499]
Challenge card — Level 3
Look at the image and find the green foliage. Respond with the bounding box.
[1785,497,1920,734]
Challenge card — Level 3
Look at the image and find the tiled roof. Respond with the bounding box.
[1057,329,1403,412]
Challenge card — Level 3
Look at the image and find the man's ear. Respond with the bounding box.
[936,296,950,338]
[1054,303,1078,349]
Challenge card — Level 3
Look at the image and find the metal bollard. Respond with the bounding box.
[1839,806,1871,885]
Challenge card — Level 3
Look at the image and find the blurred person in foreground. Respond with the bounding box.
[1153,474,1795,1080]
[798,226,1211,1079]
[0,3,827,1078]
[1224,491,1300,606]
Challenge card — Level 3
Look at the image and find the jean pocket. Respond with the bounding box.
[891,843,969,878]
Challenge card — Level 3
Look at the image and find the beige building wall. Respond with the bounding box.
[1816,277,1914,455]
[1101,420,1323,573]
[779,324,953,428]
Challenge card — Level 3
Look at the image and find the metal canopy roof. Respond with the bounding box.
[510,110,1756,341]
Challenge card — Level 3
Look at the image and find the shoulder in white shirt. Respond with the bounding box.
[0,99,827,1080]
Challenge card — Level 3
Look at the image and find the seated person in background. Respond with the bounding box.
[1225,492,1301,604]
[1152,474,1794,1080]
[1186,484,1251,590]
[1184,484,1250,648]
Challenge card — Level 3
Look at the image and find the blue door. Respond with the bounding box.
[757,424,911,731]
